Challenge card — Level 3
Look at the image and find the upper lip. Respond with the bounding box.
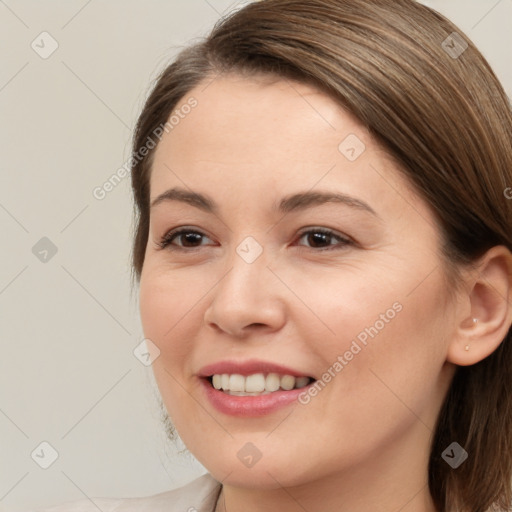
[197,359,315,379]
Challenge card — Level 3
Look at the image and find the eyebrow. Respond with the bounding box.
[150,187,379,217]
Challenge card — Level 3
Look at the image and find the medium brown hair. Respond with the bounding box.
[129,1,512,510]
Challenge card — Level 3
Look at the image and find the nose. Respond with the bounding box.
[203,246,286,338]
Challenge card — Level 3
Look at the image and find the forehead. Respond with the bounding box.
[162,73,364,155]
[148,73,432,228]
[152,74,369,183]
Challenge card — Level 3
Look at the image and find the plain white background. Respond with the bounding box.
[1,1,511,511]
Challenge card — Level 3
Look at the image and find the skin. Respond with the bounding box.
[138,73,512,512]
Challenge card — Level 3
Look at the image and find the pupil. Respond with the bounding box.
[309,232,329,247]
[183,233,201,246]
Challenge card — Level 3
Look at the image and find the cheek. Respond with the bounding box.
[283,263,405,357]
[306,259,450,359]
[140,264,198,331]
[139,271,204,424]
[295,264,450,420]
[138,269,203,367]
[139,278,171,346]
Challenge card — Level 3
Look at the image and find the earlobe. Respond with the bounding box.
[446,246,512,367]
[463,318,479,351]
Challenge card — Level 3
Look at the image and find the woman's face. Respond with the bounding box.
[139,74,458,488]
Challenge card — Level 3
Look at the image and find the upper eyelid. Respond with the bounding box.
[162,226,352,248]
[164,227,213,243]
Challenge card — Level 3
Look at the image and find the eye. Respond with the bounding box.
[295,227,352,251]
[158,228,213,250]
[157,227,353,252]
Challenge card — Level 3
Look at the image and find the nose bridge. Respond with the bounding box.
[204,236,285,335]
[218,237,272,307]
[229,240,268,296]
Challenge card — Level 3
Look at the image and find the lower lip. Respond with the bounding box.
[199,378,315,417]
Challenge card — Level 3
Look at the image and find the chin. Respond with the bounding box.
[203,455,321,490]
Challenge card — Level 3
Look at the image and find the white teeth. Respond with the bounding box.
[265,373,280,392]
[246,373,266,392]
[212,375,222,390]
[229,374,245,392]
[280,375,295,390]
[210,372,312,393]
[225,390,273,396]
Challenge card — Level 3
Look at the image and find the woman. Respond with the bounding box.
[39,0,512,511]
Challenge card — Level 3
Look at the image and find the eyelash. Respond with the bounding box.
[157,227,353,252]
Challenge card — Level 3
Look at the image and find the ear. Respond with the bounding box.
[447,245,512,366]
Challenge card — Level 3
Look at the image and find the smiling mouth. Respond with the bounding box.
[205,373,316,396]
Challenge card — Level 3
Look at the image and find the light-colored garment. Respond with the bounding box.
[33,473,222,512]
